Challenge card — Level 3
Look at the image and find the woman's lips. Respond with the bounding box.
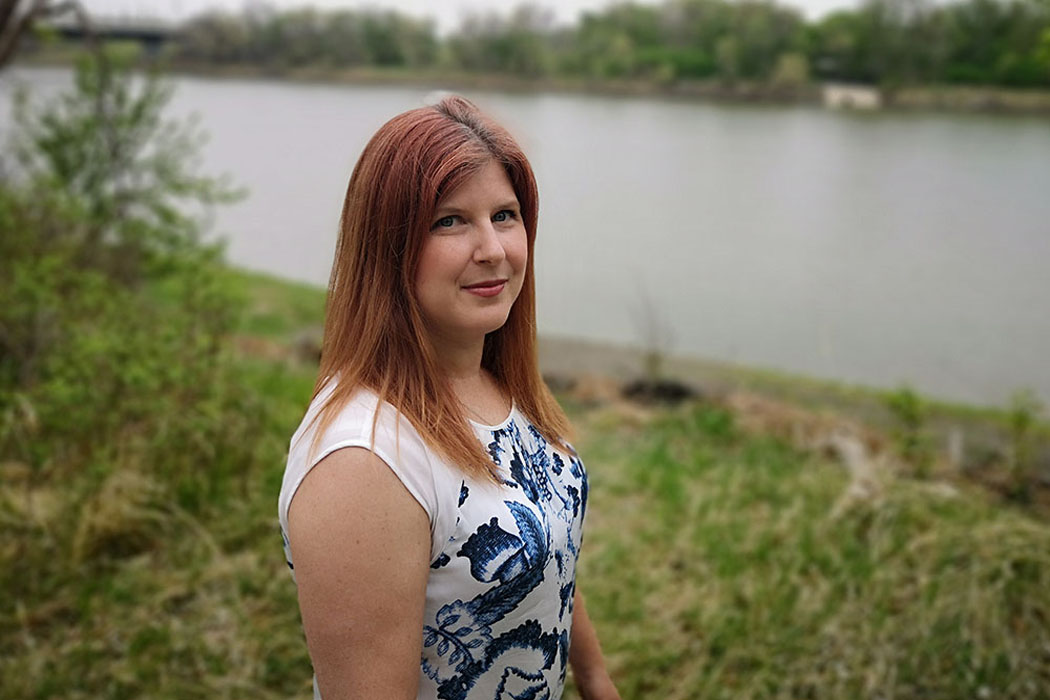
[463,279,507,297]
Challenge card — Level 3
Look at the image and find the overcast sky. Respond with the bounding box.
[78,0,860,31]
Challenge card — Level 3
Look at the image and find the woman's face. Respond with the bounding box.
[414,158,528,354]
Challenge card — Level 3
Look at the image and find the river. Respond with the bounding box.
[4,68,1049,407]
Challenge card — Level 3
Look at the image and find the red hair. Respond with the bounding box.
[306,95,572,481]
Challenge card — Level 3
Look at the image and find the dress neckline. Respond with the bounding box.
[467,401,516,431]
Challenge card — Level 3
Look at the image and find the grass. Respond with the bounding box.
[564,403,1050,698]
[3,267,1049,699]
[0,354,319,699]
[225,269,326,340]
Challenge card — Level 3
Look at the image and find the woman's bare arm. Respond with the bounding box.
[287,447,432,699]
[569,588,621,700]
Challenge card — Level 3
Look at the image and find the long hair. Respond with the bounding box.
[306,95,572,481]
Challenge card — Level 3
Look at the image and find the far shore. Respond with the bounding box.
[16,52,1050,116]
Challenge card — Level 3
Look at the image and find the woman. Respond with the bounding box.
[278,95,620,700]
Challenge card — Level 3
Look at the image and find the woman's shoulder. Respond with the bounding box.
[288,380,413,456]
[280,380,443,526]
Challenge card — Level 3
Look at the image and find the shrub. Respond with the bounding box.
[0,47,263,584]
[885,385,934,477]
[1006,389,1044,502]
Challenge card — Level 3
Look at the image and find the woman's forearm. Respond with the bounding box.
[569,588,621,700]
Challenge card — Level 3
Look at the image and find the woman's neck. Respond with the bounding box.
[429,334,510,425]
[435,344,485,383]
[451,371,511,425]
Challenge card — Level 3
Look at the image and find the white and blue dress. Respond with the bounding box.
[278,383,588,700]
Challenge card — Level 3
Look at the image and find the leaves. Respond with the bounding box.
[0,47,252,506]
[11,44,242,288]
[167,0,1050,87]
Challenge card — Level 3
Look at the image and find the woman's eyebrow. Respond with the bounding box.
[434,200,520,215]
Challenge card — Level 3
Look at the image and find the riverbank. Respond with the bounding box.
[17,52,1050,115]
[231,267,1050,511]
[138,62,1050,116]
[4,263,1049,698]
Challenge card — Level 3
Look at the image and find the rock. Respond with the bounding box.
[542,372,576,394]
[621,378,698,404]
[292,325,324,364]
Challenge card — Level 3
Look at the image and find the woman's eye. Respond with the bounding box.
[493,210,515,223]
[432,215,457,230]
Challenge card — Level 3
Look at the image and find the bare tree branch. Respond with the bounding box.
[0,0,25,39]
[0,0,93,71]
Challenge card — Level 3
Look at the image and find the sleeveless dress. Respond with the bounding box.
[278,383,588,700]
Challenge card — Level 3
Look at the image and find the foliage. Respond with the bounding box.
[809,0,1050,87]
[1006,389,1044,502]
[0,43,336,697]
[885,385,934,477]
[4,241,1049,696]
[4,21,1050,700]
[0,0,85,70]
[149,0,1050,88]
[9,44,240,287]
[447,6,558,78]
[1,44,247,483]
[177,5,437,70]
[569,401,1050,699]
[0,44,288,694]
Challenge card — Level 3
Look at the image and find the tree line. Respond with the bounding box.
[171,0,1050,88]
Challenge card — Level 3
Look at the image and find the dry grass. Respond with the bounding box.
[565,402,1050,699]
[4,270,1048,699]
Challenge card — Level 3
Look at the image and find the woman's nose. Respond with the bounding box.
[473,222,506,264]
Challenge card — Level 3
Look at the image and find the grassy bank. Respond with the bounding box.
[571,401,1050,698]
[2,267,1049,699]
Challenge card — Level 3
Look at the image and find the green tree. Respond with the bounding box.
[771,50,810,87]
[1037,26,1050,78]
[731,1,807,80]
[10,44,239,287]
[361,9,437,67]
[654,0,733,79]
[1,45,250,504]
[318,9,369,67]
[448,4,555,77]
[178,10,252,64]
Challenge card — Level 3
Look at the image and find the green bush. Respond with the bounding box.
[1006,389,1044,502]
[0,46,306,698]
[0,44,251,486]
[1,41,261,589]
[885,385,934,477]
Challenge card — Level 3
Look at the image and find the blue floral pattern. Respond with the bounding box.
[420,416,588,700]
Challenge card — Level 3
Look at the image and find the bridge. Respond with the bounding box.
[37,15,181,54]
